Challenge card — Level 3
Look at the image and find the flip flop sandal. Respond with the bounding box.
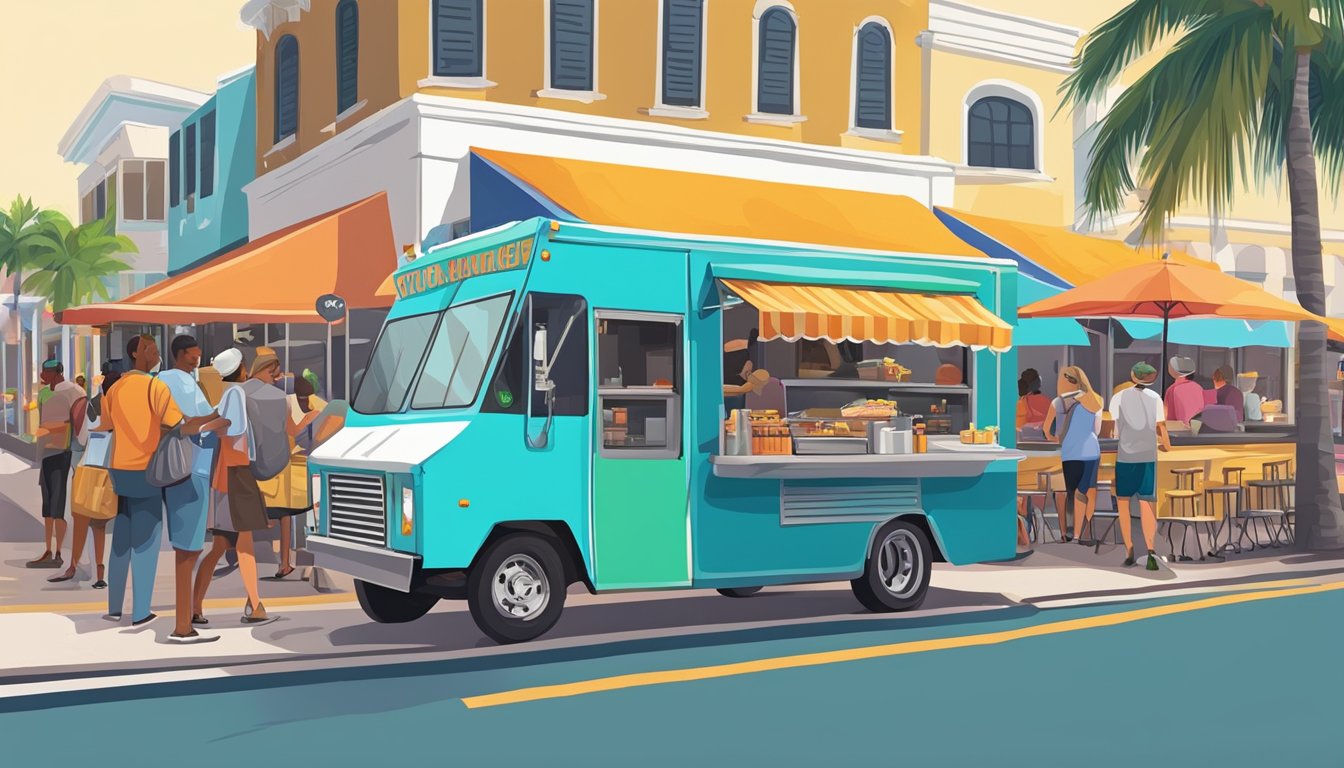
[192,614,209,626]
[47,572,77,583]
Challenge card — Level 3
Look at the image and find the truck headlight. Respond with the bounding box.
[310,475,322,530]
[401,487,414,536]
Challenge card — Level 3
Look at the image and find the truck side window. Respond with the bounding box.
[596,312,683,459]
[483,318,525,414]
[531,293,589,417]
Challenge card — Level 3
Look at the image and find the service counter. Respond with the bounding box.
[713,437,1026,479]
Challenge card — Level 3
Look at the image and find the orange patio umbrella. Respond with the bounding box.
[1019,257,1344,390]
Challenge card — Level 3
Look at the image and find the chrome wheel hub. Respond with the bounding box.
[878,530,922,598]
[492,554,549,621]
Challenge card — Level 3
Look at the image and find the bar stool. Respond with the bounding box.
[1243,460,1293,548]
[1039,470,1065,542]
[1089,480,1122,553]
[1203,466,1245,556]
[1157,468,1218,561]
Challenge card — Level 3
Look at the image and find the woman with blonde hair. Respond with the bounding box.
[1043,366,1104,544]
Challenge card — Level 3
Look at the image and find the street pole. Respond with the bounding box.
[1160,308,1170,395]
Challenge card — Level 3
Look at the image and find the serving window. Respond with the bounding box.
[597,311,683,459]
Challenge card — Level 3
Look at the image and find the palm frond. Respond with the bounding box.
[1062,0,1249,109]
[1258,25,1344,193]
[1133,8,1276,244]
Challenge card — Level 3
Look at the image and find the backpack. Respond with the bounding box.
[240,379,291,481]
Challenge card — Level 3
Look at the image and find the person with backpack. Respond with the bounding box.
[48,363,122,587]
[191,348,286,627]
[1043,366,1105,545]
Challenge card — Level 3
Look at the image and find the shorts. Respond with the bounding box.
[1062,459,1099,497]
[1115,461,1157,502]
[40,452,73,520]
[165,473,210,552]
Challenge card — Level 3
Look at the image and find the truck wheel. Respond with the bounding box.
[717,587,762,598]
[467,533,567,644]
[851,520,932,613]
[355,580,439,623]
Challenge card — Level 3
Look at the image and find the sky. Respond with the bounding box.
[0,0,254,215]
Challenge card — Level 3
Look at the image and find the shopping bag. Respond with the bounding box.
[72,465,117,521]
[286,454,309,509]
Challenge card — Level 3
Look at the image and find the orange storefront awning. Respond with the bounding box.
[721,279,1013,352]
[474,148,986,260]
[61,193,398,326]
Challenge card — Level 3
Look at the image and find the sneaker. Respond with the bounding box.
[131,613,158,627]
[167,630,220,645]
[101,613,122,623]
[1146,554,1160,571]
[1123,551,1137,567]
[92,579,108,589]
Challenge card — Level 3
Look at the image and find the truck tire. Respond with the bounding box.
[851,519,932,613]
[467,533,567,644]
[717,587,763,598]
[355,580,439,623]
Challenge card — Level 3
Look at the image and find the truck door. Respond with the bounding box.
[591,309,690,589]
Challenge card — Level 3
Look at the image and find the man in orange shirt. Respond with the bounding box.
[103,335,218,628]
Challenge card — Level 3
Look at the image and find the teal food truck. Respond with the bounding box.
[306,218,1025,643]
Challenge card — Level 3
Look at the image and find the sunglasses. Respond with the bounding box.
[1063,373,1079,385]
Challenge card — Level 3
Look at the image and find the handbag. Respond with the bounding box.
[145,383,192,488]
[72,465,118,520]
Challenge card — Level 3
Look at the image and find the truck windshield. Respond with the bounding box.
[353,313,439,415]
[411,293,513,409]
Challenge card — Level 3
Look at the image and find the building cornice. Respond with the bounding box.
[240,0,310,39]
[920,0,1082,74]
[59,76,209,163]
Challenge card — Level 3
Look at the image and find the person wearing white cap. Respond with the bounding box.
[191,349,277,627]
[1164,355,1203,427]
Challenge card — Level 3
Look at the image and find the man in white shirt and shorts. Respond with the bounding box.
[1108,362,1172,570]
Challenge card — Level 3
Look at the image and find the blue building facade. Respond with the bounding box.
[168,67,256,274]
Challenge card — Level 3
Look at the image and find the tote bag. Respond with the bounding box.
[145,384,191,488]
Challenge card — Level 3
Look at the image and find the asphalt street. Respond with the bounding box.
[2,580,1339,767]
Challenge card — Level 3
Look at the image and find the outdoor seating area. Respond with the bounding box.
[1018,456,1297,562]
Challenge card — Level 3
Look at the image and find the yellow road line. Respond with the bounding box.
[463,579,1344,710]
[0,592,354,615]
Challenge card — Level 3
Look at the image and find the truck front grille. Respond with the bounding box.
[327,474,387,546]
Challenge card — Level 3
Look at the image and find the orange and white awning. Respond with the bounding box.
[721,279,1012,352]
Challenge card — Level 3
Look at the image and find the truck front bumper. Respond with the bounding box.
[306,535,418,593]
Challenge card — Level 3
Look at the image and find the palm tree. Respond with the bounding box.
[24,209,135,312]
[1062,0,1344,549]
[0,196,48,418]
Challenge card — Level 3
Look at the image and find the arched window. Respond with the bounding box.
[274,35,300,143]
[661,0,704,108]
[854,22,891,129]
[967,96,1034,170]
[336,0,359,114]
[757,7,796,115]
[434,0,483,78]
[551,0,595,91]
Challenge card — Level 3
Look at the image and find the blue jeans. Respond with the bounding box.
[107,468,165,622]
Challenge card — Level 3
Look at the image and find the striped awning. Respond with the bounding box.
[721,279,1012,352]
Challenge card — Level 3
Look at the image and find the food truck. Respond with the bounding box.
[305,217,1026,643]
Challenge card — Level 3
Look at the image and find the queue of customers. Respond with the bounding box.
[22,335,344,644]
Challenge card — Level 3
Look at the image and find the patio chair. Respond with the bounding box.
[1158,468,1220,561]
[1242,460,1293,548]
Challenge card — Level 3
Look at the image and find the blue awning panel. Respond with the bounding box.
[1016,318,1090,347]
[933,208,1072,291]
[468,152,576,235]
[1117,318,1292,348]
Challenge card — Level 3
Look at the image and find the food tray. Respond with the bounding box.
[792,437,869,455]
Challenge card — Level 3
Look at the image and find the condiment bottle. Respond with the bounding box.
[914,423,927,453]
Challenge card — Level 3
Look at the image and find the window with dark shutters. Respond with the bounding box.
[185,123,197,199]
[434,0,483,78]
[854,23,891,129]
[967,96,1035,170]
[337,0,360,113]
[757,8,795,115]
[275,35,300,142]
[551,0,595,91]
[169,130,180,208]
[200,111,216,199]
[661,0,703,108]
